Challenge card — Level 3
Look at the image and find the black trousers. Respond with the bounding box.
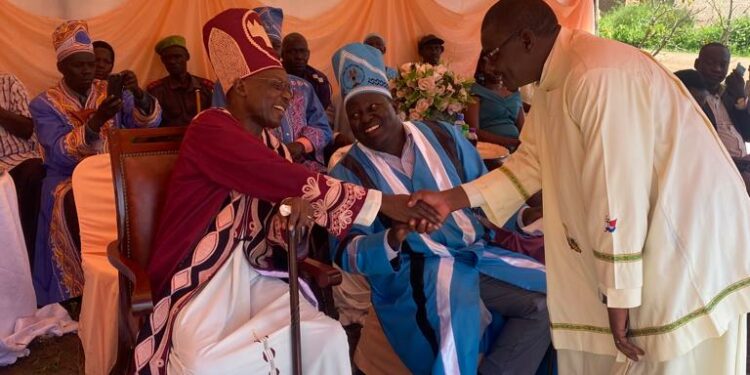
[8,158,44,266]
[478,274,551,375]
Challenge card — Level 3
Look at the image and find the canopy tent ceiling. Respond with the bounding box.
[0,0,594,96]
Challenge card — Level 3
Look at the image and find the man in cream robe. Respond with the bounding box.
[412,1,750,373]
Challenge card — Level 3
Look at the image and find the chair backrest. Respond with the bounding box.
[72,154,117,257]
[108,127,186,268]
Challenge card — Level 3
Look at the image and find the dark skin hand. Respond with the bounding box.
[386,221,412,248]
[521,205,543,224]
[278,197,315,233]
[120,70,144,100]
[408,187,468,224]
[286,141,305,160]
[87,95,122,133]
[0,108,34,139]
[725,70,746,100]
[608,307,645,361]
[381,194,443,233]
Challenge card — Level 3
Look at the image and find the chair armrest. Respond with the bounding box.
[107,240,154,314]
[300,258,342,288]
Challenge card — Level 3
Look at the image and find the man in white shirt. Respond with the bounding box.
[411,0,750,373]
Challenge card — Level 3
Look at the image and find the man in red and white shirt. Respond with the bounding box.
[0,72,44,265]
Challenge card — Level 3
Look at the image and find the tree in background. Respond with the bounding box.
[705,0,750,44]
[599,0,750,56]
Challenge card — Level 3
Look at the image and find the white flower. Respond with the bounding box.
[447,102,463,115]
[400,63,414,73]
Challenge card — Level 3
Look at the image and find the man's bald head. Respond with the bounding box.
[479,0,560,91]
[481,0,559,38]
[281,32,310,75]
[282,32,308,49]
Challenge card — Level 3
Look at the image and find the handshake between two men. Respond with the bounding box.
[275,188,462,248]
[378,188,468,248]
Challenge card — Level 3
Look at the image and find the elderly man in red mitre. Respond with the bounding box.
[132,8,440,375]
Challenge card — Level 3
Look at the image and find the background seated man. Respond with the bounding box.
[93,40,115,80]
[212,7,332,172]
[133,10,441,374]
[147,35,213,127]
[0,72,44,267]
[282,32,333,111]
[30,20,161,306]
[329,43,549,375]
[694,43,750,159]
[363,33,398,79]
[418,34,445,65]
[676,68,750,195]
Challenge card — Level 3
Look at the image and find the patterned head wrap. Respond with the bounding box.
[332,43,391,105]
[202,8,283,95]
[52,20,93,62]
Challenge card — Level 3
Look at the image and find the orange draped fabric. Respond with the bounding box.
[0,0,593,96]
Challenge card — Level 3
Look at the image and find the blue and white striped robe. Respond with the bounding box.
[329,120,547,375]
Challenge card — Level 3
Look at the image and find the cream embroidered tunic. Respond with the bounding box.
[463,27,750,362]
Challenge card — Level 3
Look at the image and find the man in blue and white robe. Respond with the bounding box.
[329,43,550,375]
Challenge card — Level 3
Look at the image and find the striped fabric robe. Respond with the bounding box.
[329,120,547,374]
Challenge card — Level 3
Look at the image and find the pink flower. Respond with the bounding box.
[434,64,448,76]
[409,108,423,120]
[396,89,407,98]
[415,98,431,114]
[400,63,413,73]
[418,76,437,93]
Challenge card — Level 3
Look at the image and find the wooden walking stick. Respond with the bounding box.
[287,222,302,375]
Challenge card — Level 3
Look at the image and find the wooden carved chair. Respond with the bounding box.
[106,127,342,374]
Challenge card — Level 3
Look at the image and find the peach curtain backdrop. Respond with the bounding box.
[0,0,593,96]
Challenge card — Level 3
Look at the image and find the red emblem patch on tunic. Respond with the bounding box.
[605,217,617,233]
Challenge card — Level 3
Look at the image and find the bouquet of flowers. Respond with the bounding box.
[390,62,475,123]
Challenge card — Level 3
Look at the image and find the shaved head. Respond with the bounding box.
[479,0,560,90]
[282,32,307,49]
[481,0,559,37]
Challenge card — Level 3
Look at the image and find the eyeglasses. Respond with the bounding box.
[483,30,521,64]
[248,77,292,95]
